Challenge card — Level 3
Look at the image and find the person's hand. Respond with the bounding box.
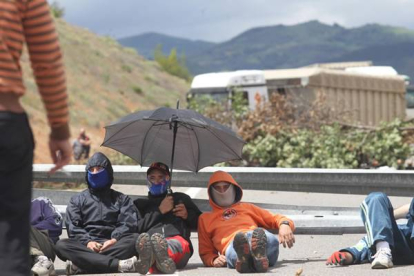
[326,251,353,266]
[48,138,72,174]
[87,241,103,253]
[278,224,295,248]
[159,196,174,214]
[173,203,188,219]
[100,238,117,252]
[213,255,227,267]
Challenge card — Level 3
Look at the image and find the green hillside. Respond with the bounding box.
[118,32,215,59]
[20,19,190,163]
[120,20,414,80]
[187,21,414,79]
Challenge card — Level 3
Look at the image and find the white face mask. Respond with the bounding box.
[211,184,236,207]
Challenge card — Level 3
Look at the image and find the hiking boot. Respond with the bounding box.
[118,256,138,272]
[31,256,56,276]
[233,232,253,273]
[135,233,154,275]
[371,248,393,269]
[250,228,269,272]
[151,233,176,274]
[65,260,83,275]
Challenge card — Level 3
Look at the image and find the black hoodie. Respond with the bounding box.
[134,191,202,254]
[66,152,138,244]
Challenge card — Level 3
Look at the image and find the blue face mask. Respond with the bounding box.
[147,177,170,196]
[88,168,110,189]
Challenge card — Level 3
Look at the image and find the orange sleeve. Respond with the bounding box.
[198,215,219,267]
[250,204,296,232]
[22,0,69,139]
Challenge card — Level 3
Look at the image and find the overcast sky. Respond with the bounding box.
[52,0,414,42]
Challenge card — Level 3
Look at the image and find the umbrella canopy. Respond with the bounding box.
[102,107,245,173]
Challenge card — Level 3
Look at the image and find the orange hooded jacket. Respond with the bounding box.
[198,171,295,267]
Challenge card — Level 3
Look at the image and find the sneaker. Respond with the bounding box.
[371,248,393,269]
[135,233,154,274]
[31,256,56,276]
[233,232,253,273]
[119,256,138,273]
[151,233,176,274]
[66,260,83,275]
[250,228,269,272]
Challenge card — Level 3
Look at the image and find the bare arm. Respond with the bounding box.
[394,204,410,220]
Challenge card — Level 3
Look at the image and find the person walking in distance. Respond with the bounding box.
[0,1,71,275]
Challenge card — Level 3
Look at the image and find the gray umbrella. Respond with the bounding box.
[102,104,245,189]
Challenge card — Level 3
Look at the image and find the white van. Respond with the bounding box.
[188,70,268,110]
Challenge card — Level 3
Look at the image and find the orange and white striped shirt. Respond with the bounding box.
[0,0,69,138]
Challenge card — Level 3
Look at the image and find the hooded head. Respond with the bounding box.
[85,152,114,191]
[208,171,243,209]
[146,162,171,196]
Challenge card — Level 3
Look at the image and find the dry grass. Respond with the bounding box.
[20,19,190,164]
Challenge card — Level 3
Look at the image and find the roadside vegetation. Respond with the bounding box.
[188,92,414,169]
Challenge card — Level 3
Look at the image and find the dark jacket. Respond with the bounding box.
[66,152,139,245]
[134,191,202,253]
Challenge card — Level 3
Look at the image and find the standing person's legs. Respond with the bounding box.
[0,112,34,276]
[84,145,90,159]
[30,226,56,261]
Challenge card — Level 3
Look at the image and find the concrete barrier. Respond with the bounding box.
[34,189,371,234]
[34,164,414,196]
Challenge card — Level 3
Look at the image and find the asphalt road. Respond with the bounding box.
[53,233,413,276]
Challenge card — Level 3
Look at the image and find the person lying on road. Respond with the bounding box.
[326,192,414,269]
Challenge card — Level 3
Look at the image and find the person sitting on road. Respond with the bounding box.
[198,171,296,273]
[30,197,63,276]
[133,162,202,274]
[326,192,414,269]
[54,152,142,274]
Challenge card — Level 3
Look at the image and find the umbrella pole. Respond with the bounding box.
[168,100,180,195]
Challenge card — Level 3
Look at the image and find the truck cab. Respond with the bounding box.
[188,70,268,110]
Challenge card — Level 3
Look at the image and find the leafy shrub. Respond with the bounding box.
[154,44,192,82]
[132,85,143,95]
[188,90,413,169]
[50,2,65,18]
[121,64,132,73]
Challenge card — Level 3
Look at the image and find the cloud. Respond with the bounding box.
[54,0,414,42]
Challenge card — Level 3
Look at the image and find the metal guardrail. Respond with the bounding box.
[33,166,414,234]
[34,164,414,196]
[33,189,366,235]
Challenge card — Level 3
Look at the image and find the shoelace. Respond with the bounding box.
[34,257,50,268]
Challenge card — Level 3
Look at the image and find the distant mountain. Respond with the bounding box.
[327,42,414,79]
[119,21,414,81]
[118,32,215,59]
[186,21,414,80]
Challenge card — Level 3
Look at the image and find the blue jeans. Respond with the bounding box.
[225,229,279,268]
[360,192,414,265]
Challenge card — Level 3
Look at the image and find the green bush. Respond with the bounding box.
[154,44,192,82]
[132,85,143,95]
[50,2,65,18]
[244,121,412,169]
